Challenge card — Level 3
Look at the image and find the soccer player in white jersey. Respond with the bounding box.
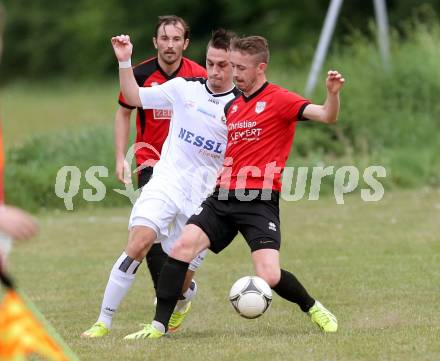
[81,29,240,339]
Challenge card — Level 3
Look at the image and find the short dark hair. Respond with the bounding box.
[207,28,236,51]
[230,36,270,64]
[155,15,190,39]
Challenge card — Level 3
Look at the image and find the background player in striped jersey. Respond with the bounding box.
[82,29,239,339]
[141,35,345,338]
[114,15,207,301]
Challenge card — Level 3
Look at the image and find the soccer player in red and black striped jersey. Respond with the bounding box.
[146,36,345,337]
[114,15,207,296]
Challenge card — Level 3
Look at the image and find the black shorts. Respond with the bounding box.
[187,189,281,254]
[137,166,154,188]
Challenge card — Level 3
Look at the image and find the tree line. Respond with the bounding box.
[1,0,439,81]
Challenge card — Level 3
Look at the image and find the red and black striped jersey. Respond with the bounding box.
[118,57,207,167]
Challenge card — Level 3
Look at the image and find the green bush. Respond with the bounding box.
[281,21,440,189]
[3,0,440,81]
[4,126,134,211]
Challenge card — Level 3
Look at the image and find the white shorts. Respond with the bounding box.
[129,176,207,271]
[161,221,207,271]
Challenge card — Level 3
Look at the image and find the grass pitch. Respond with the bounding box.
[1,81,119,148]
[5,189,440,361]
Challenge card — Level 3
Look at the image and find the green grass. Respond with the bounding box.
[0,81,120,148]
[3,189,440,361]
[1,81,138,211]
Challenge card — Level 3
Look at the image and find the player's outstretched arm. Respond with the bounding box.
[111,35,142,107]
[303,70,345,124]
[114,107,133,184]
[0,205,38,271]
[0,205,38,241]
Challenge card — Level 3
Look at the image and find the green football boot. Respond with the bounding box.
[123,323,165,340]
[308,301,338,332]
[81,321,110,338]
[168,301,192,333]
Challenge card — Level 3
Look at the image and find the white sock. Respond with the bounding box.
[175,279,197,312]
[152,320,166,333]
[97,252,140,328]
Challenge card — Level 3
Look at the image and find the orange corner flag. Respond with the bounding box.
[0,290,79,361]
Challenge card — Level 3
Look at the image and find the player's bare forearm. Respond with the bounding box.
[321,91,340,124]
[119,69,142,107]
[303,70,345,124]
[114,107,131,160]
[111,35,142,107]
[114,107,133,184]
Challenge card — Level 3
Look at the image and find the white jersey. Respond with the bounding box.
[138,77,239,205]
[131,77,239,270]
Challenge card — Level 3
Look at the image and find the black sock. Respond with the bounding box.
[145,243,168,292]
[154,257,189,331]
[272,269,315,312]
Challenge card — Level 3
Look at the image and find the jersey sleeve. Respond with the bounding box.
[277,90,311,122]
[118,91,136,109]
[138,77,184,111]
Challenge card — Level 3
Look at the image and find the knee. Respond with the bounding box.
[255,265,281,288]
[170,237,196,262]
[128,227,155,259]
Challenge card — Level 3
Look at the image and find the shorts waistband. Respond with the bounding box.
[212,187,280,202]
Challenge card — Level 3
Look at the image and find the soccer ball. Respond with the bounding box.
[229,276,272,319]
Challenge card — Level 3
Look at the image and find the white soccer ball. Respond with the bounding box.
[229,276,272,319]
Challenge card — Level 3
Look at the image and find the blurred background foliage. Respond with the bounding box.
[2,0,440,80]
[1,0,440,210]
